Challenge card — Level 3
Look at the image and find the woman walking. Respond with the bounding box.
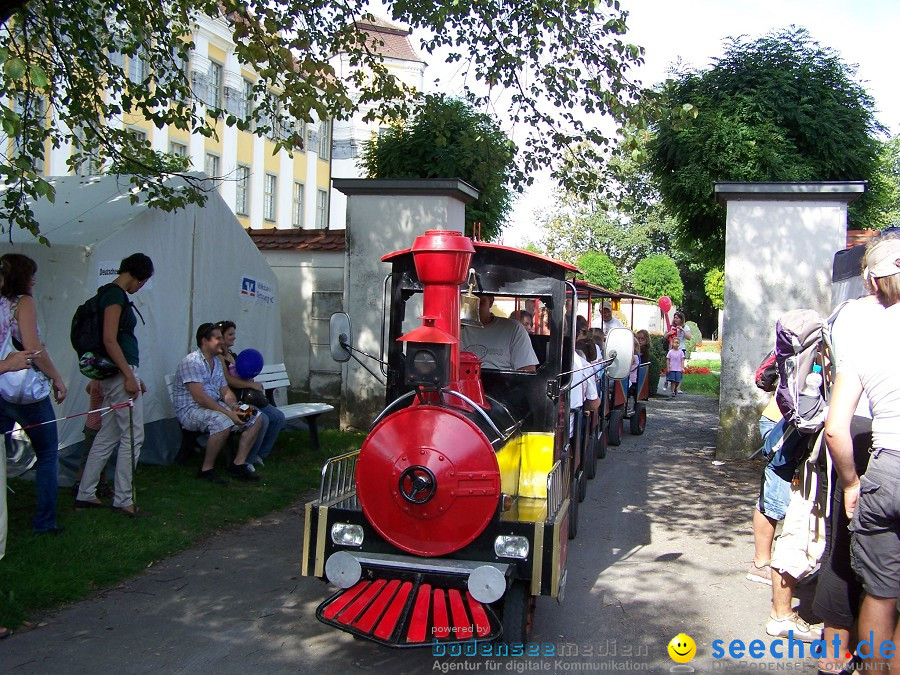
[76,253,153,517]
[0,254,67,535]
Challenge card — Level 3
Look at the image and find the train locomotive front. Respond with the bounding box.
[301,230,630,647]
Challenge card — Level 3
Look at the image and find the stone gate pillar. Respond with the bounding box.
[714,181,864,459]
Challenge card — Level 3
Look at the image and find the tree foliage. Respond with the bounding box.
[867,136,900,229]
[359,95,514,240]
[647,26,886,267]
[576,250,620,290]
[0,0,646,240]
[631,254,683,305]
[704,267,724,310]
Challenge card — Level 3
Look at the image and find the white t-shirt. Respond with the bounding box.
[460,317,539,371]
[569,352,599,436]
[603,317,624,334]
[831,297,883,419]
[839,302,900,450]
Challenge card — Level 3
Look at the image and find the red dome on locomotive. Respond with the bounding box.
[357,405,500,557]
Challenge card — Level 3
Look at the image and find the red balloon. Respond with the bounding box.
[658,296,672,313]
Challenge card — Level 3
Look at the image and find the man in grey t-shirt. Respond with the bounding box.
[460,295,538,371]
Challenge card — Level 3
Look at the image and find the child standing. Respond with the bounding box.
[666,338,685,397]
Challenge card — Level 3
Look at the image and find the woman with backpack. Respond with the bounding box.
[76,253,153,518]
[825,235,900,673]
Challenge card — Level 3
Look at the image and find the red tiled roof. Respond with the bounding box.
[247,228,346,252]
[356,17,424,63]
[847,229,878,249]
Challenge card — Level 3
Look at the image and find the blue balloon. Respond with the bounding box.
[236,348,264,379]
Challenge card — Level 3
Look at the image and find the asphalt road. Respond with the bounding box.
[1,394,824,674]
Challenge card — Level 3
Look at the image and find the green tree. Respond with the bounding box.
[704,267,724,310]
[631,254,683,305]
[647,27,885,267]
[867,136,900,229]
[0,0,645,240]
[576,250,620,290]
[359,95,514,240]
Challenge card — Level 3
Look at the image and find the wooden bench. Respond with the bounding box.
[165,363,334,460]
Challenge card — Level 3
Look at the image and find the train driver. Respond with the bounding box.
[460,294,539,372]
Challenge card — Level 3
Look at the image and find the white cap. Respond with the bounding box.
[864,239,900,279]
[602,301,612,310]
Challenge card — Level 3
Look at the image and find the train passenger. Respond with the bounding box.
[460,294,539,372]
[571,340,600,441]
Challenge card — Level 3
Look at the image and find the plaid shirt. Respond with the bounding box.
[174,349,227,417]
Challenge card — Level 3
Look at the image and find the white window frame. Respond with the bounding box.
[169,141,187,157]
[292,181,304,228]
[318,119,331,160]
[208,60,223,110]
[263,173,277,222]
[236,165,251,216]
[204,152,220,180]
[316,188,328,229]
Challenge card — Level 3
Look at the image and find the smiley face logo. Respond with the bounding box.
[667,633,696,663]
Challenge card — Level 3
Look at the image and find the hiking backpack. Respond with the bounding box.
[774,309,831,433]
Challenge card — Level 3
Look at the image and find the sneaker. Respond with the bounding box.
[766,612,819,642]
[227,463,261,482]
[196,469,228,486]
[746,562,772,586]
[255,459,265,468]
[245,463,256,473]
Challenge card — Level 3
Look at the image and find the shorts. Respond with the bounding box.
[666,371,683,383]
[178,404,258,436]
[850,448,900,599]
[756,418,809,521]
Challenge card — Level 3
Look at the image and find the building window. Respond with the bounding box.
[169,141,187,157]
[13,95,45,172]
[263,173,277,222]
[74,127,101,176]
[316,189,328,229]
[204,152,220,179]
[208,60,223,110]
[129,53,147,84]
[127,126,147,143]
[236,165,251,216]
[292,182,304,228]
[242,78,254,120]
[318,119,331,160]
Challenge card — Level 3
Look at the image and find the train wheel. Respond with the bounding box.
[630,403,647,436]
[498,581,535,644]
[596,424,608,460]
[608,408,624,446]
[585,427,597,479]
[567,474,579,540]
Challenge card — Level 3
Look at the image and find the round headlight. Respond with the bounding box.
[412,349,437,376]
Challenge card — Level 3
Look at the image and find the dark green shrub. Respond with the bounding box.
[648,333,667,395]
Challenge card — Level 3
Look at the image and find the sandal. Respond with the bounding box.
[0,626,11,639]
[112,506,143,519]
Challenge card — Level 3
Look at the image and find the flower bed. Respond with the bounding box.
[683,366,712,375]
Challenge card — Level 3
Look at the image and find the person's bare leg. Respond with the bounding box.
[771,568,796,618]
[817,625,853,672]
[857,594,897,669]
[753,508,777,566]
[201,430,230,472]
[233,417,262,465]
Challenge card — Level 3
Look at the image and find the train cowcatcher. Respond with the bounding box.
[301,230,634,647]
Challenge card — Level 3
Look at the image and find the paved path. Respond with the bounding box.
[1,394,824,674]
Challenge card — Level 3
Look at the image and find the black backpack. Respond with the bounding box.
[70,284,143,379]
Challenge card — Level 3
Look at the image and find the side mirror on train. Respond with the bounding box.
[604,327,635,380]
[329,312,352,363]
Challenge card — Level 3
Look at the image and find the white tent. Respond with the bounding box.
[0,174,284,470]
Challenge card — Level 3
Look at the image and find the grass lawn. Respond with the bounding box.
[681,372,720,398]
[695,342,722,353]
[0,428,363,630]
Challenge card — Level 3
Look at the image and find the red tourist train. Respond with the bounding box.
[301,230,634,647]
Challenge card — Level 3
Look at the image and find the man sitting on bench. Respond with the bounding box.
[173,323,263,484]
